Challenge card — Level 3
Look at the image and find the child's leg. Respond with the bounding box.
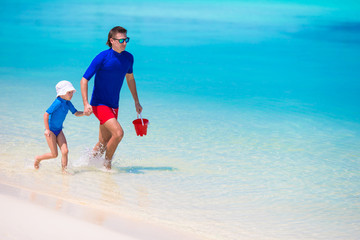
[56,131,68,172]
[34,132,58,169]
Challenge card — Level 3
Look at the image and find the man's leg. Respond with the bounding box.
[102,118,124,169]
[93,124,112,157]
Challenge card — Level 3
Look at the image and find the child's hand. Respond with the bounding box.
[44,129,51,137]
[84,104,93,116]
[75,111,85,117]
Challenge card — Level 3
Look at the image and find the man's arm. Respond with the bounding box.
[126,73,142,114]
[80,77,93,115]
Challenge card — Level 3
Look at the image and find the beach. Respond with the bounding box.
[1,0,360,239]
[0,188,139,240]
[0,182,203,240]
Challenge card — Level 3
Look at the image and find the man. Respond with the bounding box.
[81,26,142,169]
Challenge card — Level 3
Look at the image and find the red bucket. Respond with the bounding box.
[132,114,149,136]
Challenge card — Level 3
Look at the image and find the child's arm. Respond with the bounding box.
[43,112,51,137]
[74,111,85,117]
[68,102,85,117]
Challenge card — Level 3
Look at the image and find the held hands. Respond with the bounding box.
[84,103,93,116]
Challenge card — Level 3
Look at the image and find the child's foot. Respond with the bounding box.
[62,169,72,175]
[34,158,41,170]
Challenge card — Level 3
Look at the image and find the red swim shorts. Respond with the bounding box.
[92,105,119,125]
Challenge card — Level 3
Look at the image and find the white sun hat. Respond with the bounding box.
[56,80,76,97]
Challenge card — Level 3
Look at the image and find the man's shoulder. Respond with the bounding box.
[122,50,132,55]
[97,48,112,57]
[90,49,109,63]
[97,49,133,61]
[122,51,134,60]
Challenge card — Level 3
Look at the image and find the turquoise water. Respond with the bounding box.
[1,0,360,239]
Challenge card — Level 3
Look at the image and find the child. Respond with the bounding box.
[35,80,84,173]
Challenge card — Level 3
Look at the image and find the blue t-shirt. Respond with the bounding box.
[46,97,77,131]
[83,48,134,109]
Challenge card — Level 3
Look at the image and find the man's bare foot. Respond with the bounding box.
[34,158,41,170]
[104,159,112,170]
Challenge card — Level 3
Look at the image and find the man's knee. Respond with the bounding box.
[104,119,124,142]
[113,129,124,142]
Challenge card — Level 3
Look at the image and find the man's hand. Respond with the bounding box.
[135,102,143,114]
[84,103,93,116]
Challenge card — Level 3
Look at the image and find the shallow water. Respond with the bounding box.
[1,0,360,239]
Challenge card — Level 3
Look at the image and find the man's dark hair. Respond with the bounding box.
[106,26,127,48]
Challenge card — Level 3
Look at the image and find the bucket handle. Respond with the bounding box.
[137,113,144,125]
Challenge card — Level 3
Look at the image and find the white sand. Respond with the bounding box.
[0,182,203,240]
[0,193,139,240]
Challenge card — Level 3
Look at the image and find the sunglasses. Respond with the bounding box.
[112,37,130,43]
